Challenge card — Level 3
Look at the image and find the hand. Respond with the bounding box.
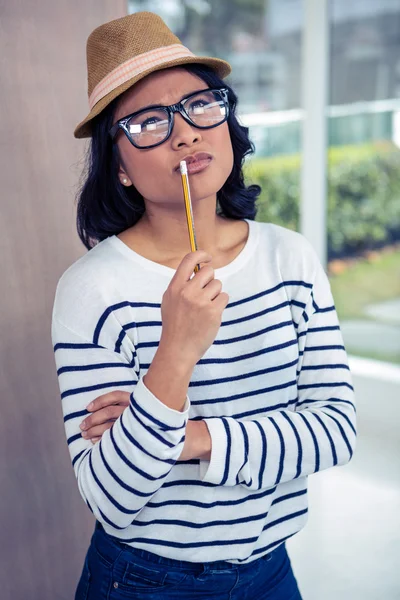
[160,250,229,367]
[79,391,130,443]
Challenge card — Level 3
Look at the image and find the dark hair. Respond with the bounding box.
[76,64,261,250]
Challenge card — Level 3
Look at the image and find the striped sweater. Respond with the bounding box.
[51,218,357,564]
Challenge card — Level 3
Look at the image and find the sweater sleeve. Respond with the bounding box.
[198,253,357,489]
[52,316,190,530]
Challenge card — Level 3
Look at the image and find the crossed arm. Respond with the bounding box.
[80,390,212,461]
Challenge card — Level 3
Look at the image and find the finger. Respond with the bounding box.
[171,250,212,285]
[81,405,126,431]
[82,421,116,440]
[187,264,215,290]
[91,437,101,444]
[86,390,131,412]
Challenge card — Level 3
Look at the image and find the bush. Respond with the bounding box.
[244,142,400,258]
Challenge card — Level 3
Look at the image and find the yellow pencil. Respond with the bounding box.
[180,160,201,273]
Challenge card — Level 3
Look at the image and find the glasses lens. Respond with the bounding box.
[185,90,228,127]
[127,108,170,148]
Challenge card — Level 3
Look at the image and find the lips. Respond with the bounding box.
[174,152,213,172]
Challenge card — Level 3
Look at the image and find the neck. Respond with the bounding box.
[135,195,230,260]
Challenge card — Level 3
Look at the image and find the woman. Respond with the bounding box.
[52,11,356,600]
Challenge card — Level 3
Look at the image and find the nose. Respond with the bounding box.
[170,112,202,149]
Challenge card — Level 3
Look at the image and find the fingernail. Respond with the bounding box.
[87,402,94,410]
[81,431,88,438]
[80,421,87,430]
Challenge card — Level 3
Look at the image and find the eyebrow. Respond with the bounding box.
[134,88,208,114]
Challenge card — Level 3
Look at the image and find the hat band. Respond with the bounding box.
[89,43,196,110]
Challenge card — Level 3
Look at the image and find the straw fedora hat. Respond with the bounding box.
[74,11,232,138]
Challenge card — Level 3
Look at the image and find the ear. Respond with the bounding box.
[118,167,132,187]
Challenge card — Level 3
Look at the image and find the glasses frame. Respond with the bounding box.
[109,87,230,149]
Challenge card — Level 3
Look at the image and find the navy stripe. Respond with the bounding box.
[189,358,298,388]
[298,381,354,391]
[323,412,354,458]
[308,326,340,333]
[208,396,297,423]
[237,421,251,487]
[100,432,162,485]
[298,413,320,472]
[316,305,335,314]
[130,395,186,432]
[324,405,357,436]
[88,451,141,515]
[128,404,184,449]
[134,509,269,529]
[94,301,159,345]
[262,508,308,534]
[222,301,292,327]
[214,320,293,345]
[147,485,277,509]
[57,359,135,376]
[109,427,172,492]
[199,338,298,366]
[271,488,307,506]
[61,379,136,400]
[64,409,88,423]
[270,418,285,485]
[98,506,125,530]
[304,345,345,352]
[300,363,350,371]
[117,534,261,548]
[118,509,307,547]
[117,509,308,554]
[291,300,306,309]
[137,320,294,350]
[191,379,297,408]
[281,412,302,478]
[220,418,231,486]
[311,412,338,466]
[239,531,300,562]
[72,449,86,467]
[228,281,312,309]
[67,433,83,445]
[115,328,127,353]
[118,413,176,466]
[92,280,313,342]
[296,397,355,412]
[254,421,267,490]
[54,341,104,351]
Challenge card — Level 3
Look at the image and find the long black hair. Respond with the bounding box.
[76,64,261,250]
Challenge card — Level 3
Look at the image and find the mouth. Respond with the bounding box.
[174,152,213,174]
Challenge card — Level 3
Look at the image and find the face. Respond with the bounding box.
[113,68,234,211]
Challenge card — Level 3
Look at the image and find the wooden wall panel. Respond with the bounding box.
[0,1,126,598]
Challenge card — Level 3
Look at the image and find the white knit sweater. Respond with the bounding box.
[52,219,356,564]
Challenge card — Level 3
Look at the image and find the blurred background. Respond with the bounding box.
[0,0,399,598]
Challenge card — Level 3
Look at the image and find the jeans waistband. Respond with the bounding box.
[93,521,282,574]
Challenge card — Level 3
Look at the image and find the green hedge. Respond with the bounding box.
[244,142,400,258]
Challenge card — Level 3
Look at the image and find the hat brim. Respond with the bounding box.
[74,56,231,139]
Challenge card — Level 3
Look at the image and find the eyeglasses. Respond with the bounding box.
[109,87,230,149]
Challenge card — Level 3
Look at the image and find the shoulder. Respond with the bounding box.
[52,238,119,331]
[255,221,321,280]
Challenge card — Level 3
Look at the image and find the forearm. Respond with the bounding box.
[199,396,356,489]
[143,340,195,412]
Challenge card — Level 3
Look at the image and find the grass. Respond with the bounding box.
[328,246,400,322]
[328,246,400,364]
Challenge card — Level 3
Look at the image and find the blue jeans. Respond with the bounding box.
[75,522,303,599]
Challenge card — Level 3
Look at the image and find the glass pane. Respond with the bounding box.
[328,1,400,365]
[128,0,303,232]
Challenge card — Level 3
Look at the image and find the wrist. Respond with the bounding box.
[196,421,212,460]
[157,338,197,375]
